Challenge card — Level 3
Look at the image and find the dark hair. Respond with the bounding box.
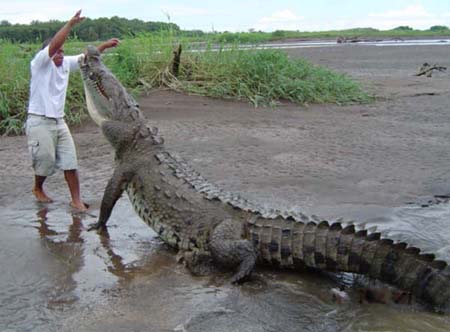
[41,38,52,50]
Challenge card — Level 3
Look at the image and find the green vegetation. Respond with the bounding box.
[0,41,31,135]
[171,47,370,106]
[0,33,372,135]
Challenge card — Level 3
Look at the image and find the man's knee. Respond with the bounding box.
[29,144,56,176]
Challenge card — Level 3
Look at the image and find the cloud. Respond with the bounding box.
[365,4,445,29]
[370,5,432,19]
[0,2,75,23]
[254,9,304,31]
[0,1,147,24]
[299,5,449,31]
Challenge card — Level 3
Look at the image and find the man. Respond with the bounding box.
[26,9,119,212]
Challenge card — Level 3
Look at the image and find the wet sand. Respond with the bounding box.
[1,43,450,331]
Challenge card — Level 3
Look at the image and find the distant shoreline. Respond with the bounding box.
[270,34,450,44]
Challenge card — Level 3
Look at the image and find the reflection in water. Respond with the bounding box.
[35,207,165,285]
[34,208,85,309]
[0,206,93,332]
[2,202,450,332]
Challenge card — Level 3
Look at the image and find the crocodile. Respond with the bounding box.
[79,45,450,311]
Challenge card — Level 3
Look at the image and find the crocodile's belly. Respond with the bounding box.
[125,181,181,248]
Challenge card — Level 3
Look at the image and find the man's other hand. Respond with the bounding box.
[97,38,121,53]
[105,38,121,49]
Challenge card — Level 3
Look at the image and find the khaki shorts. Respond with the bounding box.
[25,114,78,176]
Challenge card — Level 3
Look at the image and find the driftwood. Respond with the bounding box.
[416,62,447,77]
[171,44,182,77]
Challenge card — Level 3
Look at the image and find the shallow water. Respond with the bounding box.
[195,38,450,52]
[1,193,449,332]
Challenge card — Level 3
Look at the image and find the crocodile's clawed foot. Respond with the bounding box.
[87,222,107,233]
[230,273,252,284]
[229,253,256,284]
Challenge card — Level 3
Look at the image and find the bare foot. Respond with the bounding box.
[32,188,53,203]
[70,201,89,213]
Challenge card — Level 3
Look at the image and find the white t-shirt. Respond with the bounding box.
[27,45,84,119]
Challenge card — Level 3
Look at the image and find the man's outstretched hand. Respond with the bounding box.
[69,9,85,27]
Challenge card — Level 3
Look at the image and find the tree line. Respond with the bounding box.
[0,16,187,43]
[1,16,448,45]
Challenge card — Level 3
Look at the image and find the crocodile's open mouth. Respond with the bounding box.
[82,68,110,101]
[80,63,111,125]
[90,72,109,100]
[80,52,110,101]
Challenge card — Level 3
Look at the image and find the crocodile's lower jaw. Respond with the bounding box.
[84,85,107,126]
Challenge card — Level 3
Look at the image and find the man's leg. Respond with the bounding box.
[26,116,56,203]
[64,169,87,212]
[33,175,53,202]
[56,121,88,212]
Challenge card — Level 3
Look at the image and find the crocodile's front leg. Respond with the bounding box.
[209,219,257,283]
[89,165,134,231]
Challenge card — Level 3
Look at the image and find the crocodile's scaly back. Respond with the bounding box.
[79,46,450,311]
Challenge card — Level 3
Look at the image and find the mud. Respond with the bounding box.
[1,43,450,331]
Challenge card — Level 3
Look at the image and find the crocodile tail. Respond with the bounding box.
[326,221,450,309]
[248,217,450,309]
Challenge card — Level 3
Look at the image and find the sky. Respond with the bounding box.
[1,0,449,32]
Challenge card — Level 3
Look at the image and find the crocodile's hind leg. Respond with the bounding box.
[209,218,257,283]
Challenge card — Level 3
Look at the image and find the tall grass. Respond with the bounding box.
[0,40,31,135]
[0,34,372,135]
[172,47,370,106]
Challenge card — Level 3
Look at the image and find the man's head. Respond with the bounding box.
[51,48,64,67]
[41,38,64,67]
